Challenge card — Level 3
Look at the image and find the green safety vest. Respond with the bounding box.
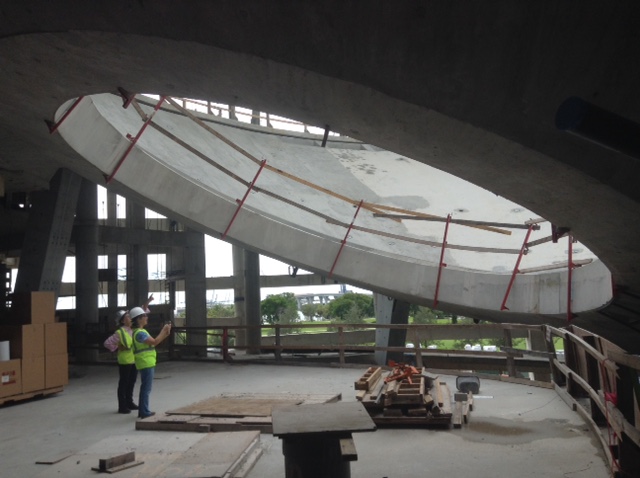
[132,328,156,370]
[116,328,134,365]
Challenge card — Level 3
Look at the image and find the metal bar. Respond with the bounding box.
[105,95,166,184]
[433,214,451,308]
[567,235,574,321]
[321,124,330,147]
[500,225,534,310]
[46,96,84,134]
[328,200,364,278]
[373,213,536,230]
[221,159,267,239]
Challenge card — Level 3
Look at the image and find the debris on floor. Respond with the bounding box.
[34,431,261,478]
[355,365,473,428]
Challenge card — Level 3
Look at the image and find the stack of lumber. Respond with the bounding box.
[355,366,472,428]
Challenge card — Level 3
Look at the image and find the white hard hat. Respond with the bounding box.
[129,307,146,320]
[114,310,127,327]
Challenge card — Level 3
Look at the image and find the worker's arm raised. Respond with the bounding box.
[142,324,172,346]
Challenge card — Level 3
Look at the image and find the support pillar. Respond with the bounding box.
[185,228,207,356]
[126,201,148,307]
[14,168,81,293]
[106,191,119,310]
[374,294,410,366]
[232,245,247,349]
[75,179,100,362]
[244,249,261,354]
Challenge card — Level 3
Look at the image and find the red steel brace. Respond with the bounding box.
[117,87,135,109]
[221,159,267,239]
[500,224,534,311]
[567,235,575,321]
[433,213,452,308]
[105,95,167,184]
[46,96,84,134]
[328,200,364,278]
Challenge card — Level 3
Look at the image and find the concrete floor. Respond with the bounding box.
[1,361,609,478]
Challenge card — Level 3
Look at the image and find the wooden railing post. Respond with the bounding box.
[504,329,516,377]
[339,326,345,366]
[275,325,282,362]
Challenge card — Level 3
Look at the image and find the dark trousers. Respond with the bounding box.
[117,363,138,410]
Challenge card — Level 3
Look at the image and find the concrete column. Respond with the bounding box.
[14,168,81,293]
[126,201,147,306]
[75,179,100,362]
[244,249,261,354]
[0,264,10,315]
[185,229,207,355]
[374,294,410,366]
[232,245,246,348]
[106,191,119,310]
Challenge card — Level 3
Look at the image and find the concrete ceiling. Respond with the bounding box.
[1,1,640,347]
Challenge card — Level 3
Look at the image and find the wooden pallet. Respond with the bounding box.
[371,382,455,428]
[354,366,383,391]
[0,386,63,406]
[355,368,474,429]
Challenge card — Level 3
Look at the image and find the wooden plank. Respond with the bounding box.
[453,401,463,428]
[98,451,135,472]
[339,437,358,461]
[463,400,471,424]
[439,383,452,415]
[371,414,452,428]
[35,451,73,465]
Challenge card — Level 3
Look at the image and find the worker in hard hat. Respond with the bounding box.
[131,305,171,419]
[103,309,138,414]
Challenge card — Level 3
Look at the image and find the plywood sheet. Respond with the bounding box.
[168,396,302,417]
[167,393,341,418]
[33,431,260,478]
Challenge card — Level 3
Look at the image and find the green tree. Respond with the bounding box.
[412,306,439,324]
[300,303,319,321]
[261,292,299,325]
[327,293,373,321]
[315,304,329,321]
[207,303,235,318]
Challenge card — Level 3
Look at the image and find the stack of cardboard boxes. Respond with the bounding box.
[0,291,68,401]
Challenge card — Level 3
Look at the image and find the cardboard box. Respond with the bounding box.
[45,353,68,389]
[44,323,67,356]
[0,325,45,358]
[10,291,55,325]
[0,359,22,398]
[21,355,45,393]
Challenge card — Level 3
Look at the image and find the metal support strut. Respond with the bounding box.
[221,159,267,239]
[433,214,451,309]
[105,95,167,184]
[500,225,534,311]
[46,96,84,134]
[329,200,364,278]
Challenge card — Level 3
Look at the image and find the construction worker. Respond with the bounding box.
[103,310,138,414]
[130,306,171,419]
